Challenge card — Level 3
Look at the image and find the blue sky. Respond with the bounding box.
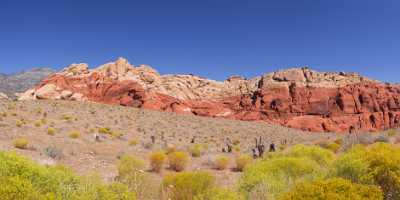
[0,0,399,82]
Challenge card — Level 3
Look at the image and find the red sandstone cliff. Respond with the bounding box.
[19,57,400,133]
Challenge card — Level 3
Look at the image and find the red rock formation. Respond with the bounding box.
[19,58,400,133]
[244,82,400,133]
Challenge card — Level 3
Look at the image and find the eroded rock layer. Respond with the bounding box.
[20,57,400,133]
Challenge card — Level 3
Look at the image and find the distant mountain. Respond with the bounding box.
[0,68,55,99]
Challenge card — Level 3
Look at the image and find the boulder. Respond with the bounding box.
[35,84,61,99]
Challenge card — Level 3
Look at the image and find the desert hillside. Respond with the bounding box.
[0,99,335,177]
[1,98,399,200]
[19,58,400,133]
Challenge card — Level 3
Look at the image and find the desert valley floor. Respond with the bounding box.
[0,99,340,186]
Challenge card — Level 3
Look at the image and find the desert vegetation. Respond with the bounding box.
[168,151,190,172]
[0,151,136,200]
[13,137,29,149]
[2,141,400,199]
[1,100,400,199]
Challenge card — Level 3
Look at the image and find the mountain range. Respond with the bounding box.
[0,68,55,98]
[14,57,400,133]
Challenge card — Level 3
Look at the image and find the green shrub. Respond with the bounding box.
[214,155,230,170]
[69,131,80,139]
[189,144,203,157]
[0,151,136,200]
[15,119,25,127]
[34,120,42,127]
[330,145,372,183]
[0,151,78,198]
[107,182,136,200]
[13,138,28,149]
[162,172,215,200]
[35,107,42,114]
[0,176,42,200]
[235,154,253,172]
[47,127,57,136]
[129,139,139,146]
[117,155,145,182]
[239,156,325,199]
[326,142,341,153]
[363,143,400,199]
[332,143,400,199]
[111,131,124,139]
[71,174,136,200]
[168,151,189,172]
[99,127,112,134]
[280,178,383,200]
[284,144,336,166]
[202,143,209,151]
[62,114,74,122]
[116,155,153,199]
[150,151,166,172]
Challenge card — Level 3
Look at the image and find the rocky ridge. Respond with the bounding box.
[19,57,400,133]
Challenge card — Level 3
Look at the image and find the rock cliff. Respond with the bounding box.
[20,57,400,133]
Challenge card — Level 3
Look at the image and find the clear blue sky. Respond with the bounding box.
[1,0,399,82]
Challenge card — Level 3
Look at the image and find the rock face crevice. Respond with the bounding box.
[19,57,400,133]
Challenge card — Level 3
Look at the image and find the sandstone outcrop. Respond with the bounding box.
[20,57,400,133]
